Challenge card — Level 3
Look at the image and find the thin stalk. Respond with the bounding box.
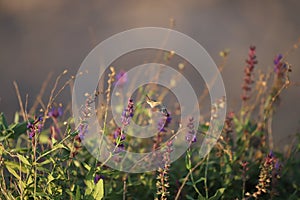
[175,157,206,200]
[186,148,201,196]
[204,152,210,199]
[123,174,127,200]
[33,135,37,199]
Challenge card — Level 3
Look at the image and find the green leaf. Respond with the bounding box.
[92,179,104,199]
[36,166,51,173]
[75,185,81,200]
[0,132,13,142]
[14,112,19,124]
[5,164,20,179]
[194,177,206,184]
[0,112,8,131]
[4,161,27,173]
[27,175,33,186]
[10,148,29,153]
[84,168,94,196]
[47,174,55,185]
[5,164,26,194]
[208,188,225,200]
[83,162,92,171]
[233,116,243,132]
[17,154,31,166]
[73,160,81,168]
[37,159,53,166]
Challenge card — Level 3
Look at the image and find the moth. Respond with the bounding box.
[145,95,169,117]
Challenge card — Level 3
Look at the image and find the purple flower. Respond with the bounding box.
[121,99,135,126]
[268,150,274,158]
[37,123,43,133]
[112,99,134,155]
[27,122,34,130]
[114,142,125,153]
[264,150,276,166]
[186,117,196,143]
[27,115,43,139]
[37,116,43,122]
[273,54,287,75]
[113,127,121,139]
[186,132,196,143]
[115,70,128,86]
[113,127,126,153]
[48,106,63,118]
[94,174,104,184]
[273,54,283,65]
[275,160,280,171]
[28,129,35,139]
[157,115,172,132]
[112,127,126,154]
[158,119,166,132]
[113,127,125,140]
[78,123,88,141]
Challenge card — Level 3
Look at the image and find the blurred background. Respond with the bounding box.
[0,0,299,151]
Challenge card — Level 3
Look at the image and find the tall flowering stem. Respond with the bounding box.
[156,140,173,200]
[223,112,234,143]
[240,161,249,199]
[185,117,196,143]
[270,54,291,102]
[48,104,64,138]
[121,99,135,126]
[112,99,135,161]
[72,91,97,158]
[241,46,257,104]
[103,67,115,135]
[217,112,234,162]
[274,54,287,79]
[153,114,172,151]
[71,123,88,158]
[113,127,125,154]
[264,54,291,149]
[248,151,281,199]
[26,115,43,199]
[96,67,115,165]
[151,100,172,200]
[27,116,43,141]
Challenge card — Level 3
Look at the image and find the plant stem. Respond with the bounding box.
[174,157,206,200]
[33,136,37,199]
[204,152,210,199]
[123,174,127,200]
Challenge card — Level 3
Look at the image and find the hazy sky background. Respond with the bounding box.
[0,0,299,151]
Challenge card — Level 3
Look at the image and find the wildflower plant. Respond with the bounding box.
[0,27,300,200]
